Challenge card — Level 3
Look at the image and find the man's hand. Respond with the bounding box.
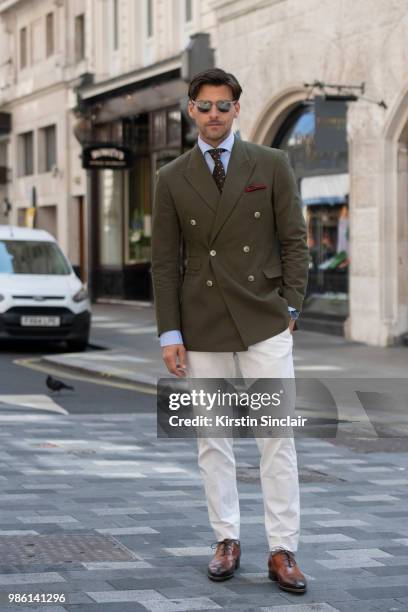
[162,343,187,377]
[289,319,297,334]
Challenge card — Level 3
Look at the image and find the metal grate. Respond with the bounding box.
[0,534,137,565]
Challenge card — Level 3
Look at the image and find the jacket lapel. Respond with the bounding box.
[210,138,256,244]
[183,144,221,213]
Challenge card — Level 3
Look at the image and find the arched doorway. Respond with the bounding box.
[252,94,350,334]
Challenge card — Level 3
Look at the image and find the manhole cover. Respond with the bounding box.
[0,534,137,565]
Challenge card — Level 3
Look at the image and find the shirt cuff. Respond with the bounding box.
[160,330,184,346]
[288,306,300,320]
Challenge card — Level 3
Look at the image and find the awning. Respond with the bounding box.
[300,173,349,206]
[90,78,188,123]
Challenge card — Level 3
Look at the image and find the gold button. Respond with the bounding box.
[190,219,197,225]
[206,280,213,287]
[210,250,216,256]
[248,275,254,282]
[254,211,261,218]
[243,245,250,253]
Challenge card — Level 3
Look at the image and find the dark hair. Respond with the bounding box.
[188,68,242,101]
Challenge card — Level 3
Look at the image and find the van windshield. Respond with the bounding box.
[0,240,71,275]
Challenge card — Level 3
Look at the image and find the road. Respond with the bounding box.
[0,336,154,415]
[0,303,407,611]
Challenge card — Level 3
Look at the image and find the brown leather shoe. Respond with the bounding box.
[208,539,241,581]
[268,549,307,594]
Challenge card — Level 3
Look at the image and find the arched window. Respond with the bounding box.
[273,101,349,320]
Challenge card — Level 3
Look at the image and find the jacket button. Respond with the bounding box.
[190,219,197,225]
[206,280,213,287]
[243,245,250,253]
[210,249,216,256]
[248,275,255,282]
[254,211,261,218]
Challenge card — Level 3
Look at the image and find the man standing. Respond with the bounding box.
[151,68,309,594]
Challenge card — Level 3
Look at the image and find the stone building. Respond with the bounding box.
[210,0,408,346]
[1,0,407,346]
[0,0,90,275]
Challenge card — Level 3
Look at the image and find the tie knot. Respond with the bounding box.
[208,148,226,161]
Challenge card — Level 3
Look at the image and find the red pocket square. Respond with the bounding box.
[245,183,267,192]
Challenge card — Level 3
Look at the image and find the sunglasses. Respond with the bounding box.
[192,99,236,113]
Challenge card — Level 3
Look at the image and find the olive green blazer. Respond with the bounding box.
[151,136,309,352]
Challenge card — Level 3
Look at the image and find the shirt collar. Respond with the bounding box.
[198,130,235,156]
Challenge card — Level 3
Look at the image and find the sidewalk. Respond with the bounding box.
[41,302,408,387]
[0,405,408,611]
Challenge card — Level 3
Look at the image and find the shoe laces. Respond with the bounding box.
[281,550,296,567]
[211,539,239,555]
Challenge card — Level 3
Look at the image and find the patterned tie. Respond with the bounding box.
[208,148,226,192]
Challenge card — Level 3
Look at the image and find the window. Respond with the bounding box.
[113,0,119,50]
[46,12,55,57]
[0,240,70,275]
[20,27,27,69]
[39,125,57,172]
[146,0,153,37]
[185,0,193,22]
[18,131,34,176]
[75,14,85,62]
[31,18,43,63]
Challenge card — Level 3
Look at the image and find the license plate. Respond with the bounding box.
[20,316,61,327]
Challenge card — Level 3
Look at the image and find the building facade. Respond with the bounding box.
[210,0,408,346]
[0,0,91,276]
[1,0,407,346]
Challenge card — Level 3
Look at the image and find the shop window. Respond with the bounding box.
[276,102,349,317]
[306,203,349,296]
[99,170,123,266]
[167,110,181,146]
[127,157,151,264]
[151,108,182,149]
[151,111,166,148]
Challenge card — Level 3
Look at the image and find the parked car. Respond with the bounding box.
[0,225,91,351]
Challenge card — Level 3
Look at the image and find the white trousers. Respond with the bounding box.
[185,327,300,552]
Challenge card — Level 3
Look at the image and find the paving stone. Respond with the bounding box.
[347,586,408,600]
[96,527,159,535]
[87,589,222,610]
[313,520,370,527]
[260,606,341,612]
[1,407,407,610]
[0,571,65,585]
[300,534,355,543]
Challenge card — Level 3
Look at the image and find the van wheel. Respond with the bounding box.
[66,339,88,352]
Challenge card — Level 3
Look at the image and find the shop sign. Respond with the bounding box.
[315,96,347,155]
[82,145,133,169]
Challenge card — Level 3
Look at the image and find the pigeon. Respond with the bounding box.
[46,375,74,393]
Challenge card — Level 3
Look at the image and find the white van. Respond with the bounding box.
[0,225,91,351]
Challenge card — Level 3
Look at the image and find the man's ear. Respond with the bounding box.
[234,101,240,118]
[187,100,194,119]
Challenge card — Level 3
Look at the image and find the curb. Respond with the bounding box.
[40,354,159,391]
